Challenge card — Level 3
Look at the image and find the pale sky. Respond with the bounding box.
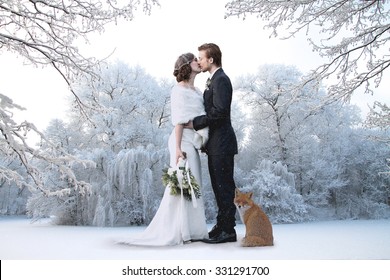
[1,0,388,132]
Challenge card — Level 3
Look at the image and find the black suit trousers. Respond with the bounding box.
[208,154,236,233]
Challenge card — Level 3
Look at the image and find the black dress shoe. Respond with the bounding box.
[202,231,237,244]
[208,224,222,239]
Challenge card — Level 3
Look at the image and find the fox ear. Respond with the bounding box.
[248,192,253,199]
[235,188,240,195]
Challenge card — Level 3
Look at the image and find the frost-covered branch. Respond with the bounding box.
[365,101,390,143]
[0,0,159,113]
[225,0,390,101]
[0,94,94,196]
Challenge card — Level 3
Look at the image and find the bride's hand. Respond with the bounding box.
[176,150,186,164]
[184,121,193,129]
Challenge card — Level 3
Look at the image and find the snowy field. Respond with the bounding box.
[1,216,389,279]
[1,216,389,260]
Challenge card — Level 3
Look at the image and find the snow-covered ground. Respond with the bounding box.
[1,216,389,279]
[1,216,389,260]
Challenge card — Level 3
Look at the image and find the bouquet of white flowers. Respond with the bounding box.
[162,157,201,202]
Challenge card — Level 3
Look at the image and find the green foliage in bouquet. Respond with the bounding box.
[162,166,201,201]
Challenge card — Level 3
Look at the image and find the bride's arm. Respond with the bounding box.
[175,124,186,164]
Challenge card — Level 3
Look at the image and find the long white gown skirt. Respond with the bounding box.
[119,129,208,246]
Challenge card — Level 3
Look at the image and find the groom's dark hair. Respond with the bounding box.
[198,43,222,67]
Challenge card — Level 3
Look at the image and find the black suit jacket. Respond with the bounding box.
[193,68,238,156]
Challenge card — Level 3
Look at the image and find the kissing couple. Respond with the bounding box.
[120,43,238,246]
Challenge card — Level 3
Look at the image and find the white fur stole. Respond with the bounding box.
[171,85,208,149]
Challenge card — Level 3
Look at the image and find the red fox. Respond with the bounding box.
[234,188,274,247]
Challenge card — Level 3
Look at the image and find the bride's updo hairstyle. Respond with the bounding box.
[173,53,195,82]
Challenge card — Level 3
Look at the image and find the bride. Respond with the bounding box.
[120,53,209,246]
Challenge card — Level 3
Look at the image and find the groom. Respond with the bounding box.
[188,43,238,244]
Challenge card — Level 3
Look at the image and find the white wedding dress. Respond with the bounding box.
[119,85,208,246]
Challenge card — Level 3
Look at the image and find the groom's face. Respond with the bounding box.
[198,50,212,73]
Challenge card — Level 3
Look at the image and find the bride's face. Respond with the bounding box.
[190,57,201,74]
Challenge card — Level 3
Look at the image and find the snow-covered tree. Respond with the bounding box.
[241,159,309,223]
[93,146,165,226]
[225,0,390,101]
[70,62,171,152]
[25,62,172,225]
[0,158,30,215]
[1,94,93,198]
[234,64,330,168]
[235,64,321,162]
[365,102,390,143]
[234,64,390,219]
[330,126,390,219]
